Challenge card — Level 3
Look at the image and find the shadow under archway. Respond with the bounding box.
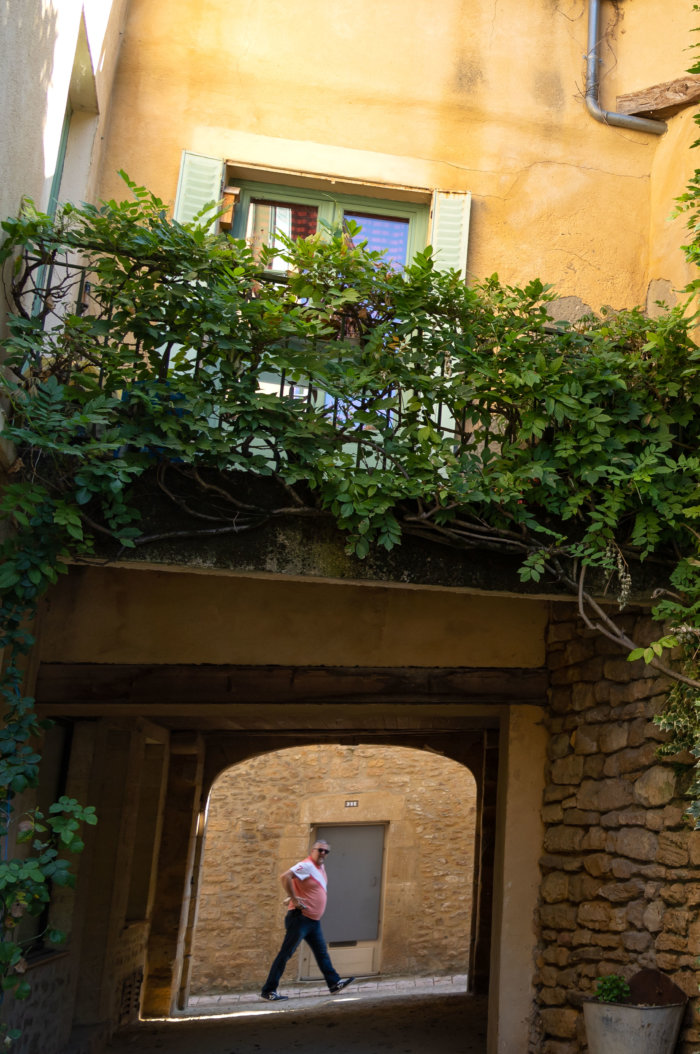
[107,989,488,1054]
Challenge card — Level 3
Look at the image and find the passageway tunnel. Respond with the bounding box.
[188,741,480,1001]
[30,565,550,1053]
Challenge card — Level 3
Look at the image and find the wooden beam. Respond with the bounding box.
[617,74,700,120]
[35,700,505,733]
[36,663,548,708]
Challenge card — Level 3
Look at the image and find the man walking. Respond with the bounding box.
[261,839,355,1001]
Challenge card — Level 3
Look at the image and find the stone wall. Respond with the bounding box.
[5,953,75,1054]
[189,744,476,994]
[533,606,700,1054]
[111,920,150,1026]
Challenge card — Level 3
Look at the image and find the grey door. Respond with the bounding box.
[316,824,385,943]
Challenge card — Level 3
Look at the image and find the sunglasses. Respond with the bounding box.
[316,848,330,855]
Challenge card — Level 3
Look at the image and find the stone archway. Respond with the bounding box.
[36,651,548,1053]
[188,743,478,998]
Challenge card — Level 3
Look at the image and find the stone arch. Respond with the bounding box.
[188,743,478,997]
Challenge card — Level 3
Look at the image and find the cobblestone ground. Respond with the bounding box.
[106,977,488,1054]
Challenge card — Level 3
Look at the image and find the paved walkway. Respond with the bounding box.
[106,975,488,1054]
[188,971,470,1012]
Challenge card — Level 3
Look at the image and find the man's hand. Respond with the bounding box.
[280,867,308,908]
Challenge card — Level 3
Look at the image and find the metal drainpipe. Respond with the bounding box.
[586,0,667,135]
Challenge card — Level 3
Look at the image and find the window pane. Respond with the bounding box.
[344,211,409,269]
[247,199,318,269]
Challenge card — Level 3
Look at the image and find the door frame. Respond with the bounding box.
[299,821,388,980]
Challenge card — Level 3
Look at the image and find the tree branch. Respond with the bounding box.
[576,566,700,690]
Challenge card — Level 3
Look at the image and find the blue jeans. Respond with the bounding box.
[262,908,340,993]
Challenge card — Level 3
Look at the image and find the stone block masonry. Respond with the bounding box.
[532,607,700,1054]
[3,954,75,1054]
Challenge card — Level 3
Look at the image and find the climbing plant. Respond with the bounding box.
[642,4,700,823]
[1,157,700,1021]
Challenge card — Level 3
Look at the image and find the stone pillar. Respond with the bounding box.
[176,803,207,1009]
[71,721,148,1027]
[488,705,548,1054]
[126,737,170,923]
[532,607,700,1054]
[141,733,205,1018]
[49,720,101,942]
[470,727,499,995]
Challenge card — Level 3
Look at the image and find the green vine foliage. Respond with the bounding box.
[0,513,97,1034]
[1,165,700,1021]
[648,10,700,826]
[4,182,698,575]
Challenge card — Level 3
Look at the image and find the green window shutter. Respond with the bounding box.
[173,151,224,230]
[430,191,471,278]
[47,102,72,217]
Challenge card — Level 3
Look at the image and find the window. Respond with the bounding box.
[171,152,472,452]
[173,151,471,277]
[230,181,428,272]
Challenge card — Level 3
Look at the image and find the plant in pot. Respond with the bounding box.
[583,969,687,1054]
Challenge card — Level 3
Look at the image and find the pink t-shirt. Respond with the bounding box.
[288,857,328,920]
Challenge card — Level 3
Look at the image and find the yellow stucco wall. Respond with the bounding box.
[489,705,548,1054]
[95,0,699,312]
[0,0,128,225]
[0,0,129,351]
[648,108,700,304]
[38,566,548,667]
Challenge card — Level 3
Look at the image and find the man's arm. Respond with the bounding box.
[280,868,307,908]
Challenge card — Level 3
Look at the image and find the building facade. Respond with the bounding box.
[3,2,700,1053]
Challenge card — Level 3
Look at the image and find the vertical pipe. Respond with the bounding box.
[585,0,666,135]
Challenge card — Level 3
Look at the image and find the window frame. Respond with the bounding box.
[230,179,430,268]
[173,152,472,277]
